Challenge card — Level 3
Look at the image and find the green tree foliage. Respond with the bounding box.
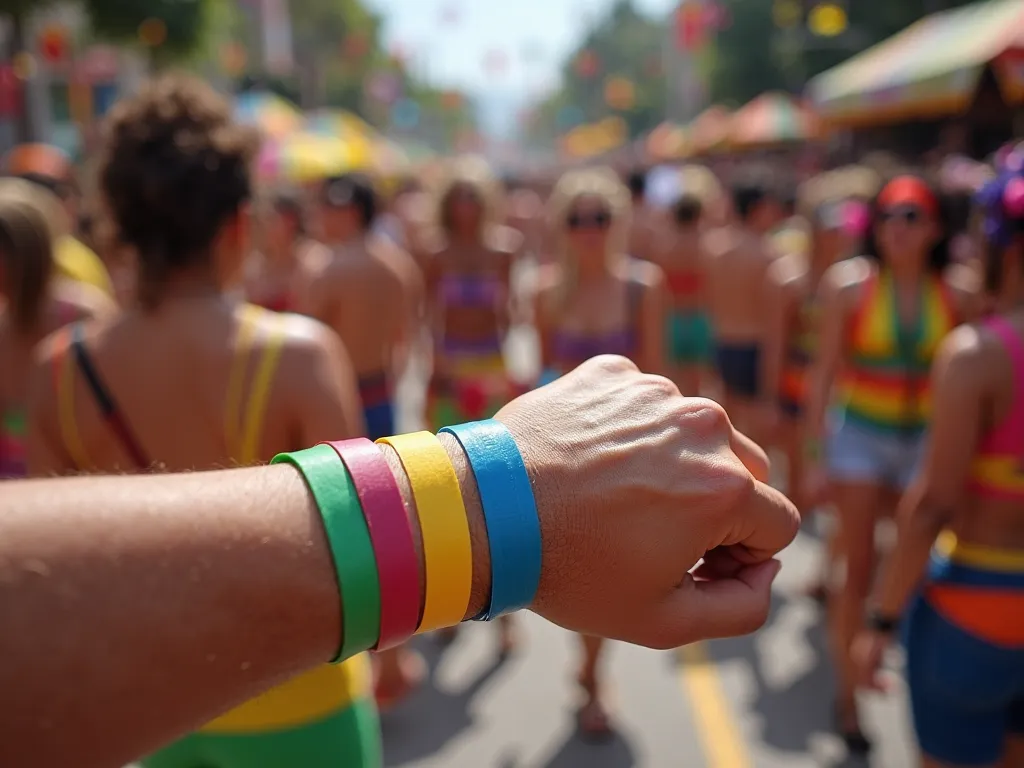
[533,0,987,142]
[82,0,218,67]
[529,0,668,143]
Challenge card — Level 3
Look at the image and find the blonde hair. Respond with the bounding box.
[433,155,503,235]
[545,166,632,313]
[0,178,61,331]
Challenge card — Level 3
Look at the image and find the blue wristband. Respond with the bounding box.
[439,419,542,619]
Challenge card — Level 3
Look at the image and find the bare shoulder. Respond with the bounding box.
[627,258,665,291]
[258,309,344,371]
[371,235,419,280]
[767,252,806,288]
[944,262,981,311]
[486,224,524,255]
[935,322,993,387]
[702,227,735,259]
[532,264,562,301]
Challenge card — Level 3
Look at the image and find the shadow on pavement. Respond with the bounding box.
[694,590,871,768]
[381,634,507,766]
[540,728,636,768]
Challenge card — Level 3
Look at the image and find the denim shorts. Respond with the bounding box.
[906,594,1024,766]
[826,413,925,490]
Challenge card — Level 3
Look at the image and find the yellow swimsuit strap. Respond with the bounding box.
[225,305,260,460]
[226,305,287,466]
[54,327,91,470]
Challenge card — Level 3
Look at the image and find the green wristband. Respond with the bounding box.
[272,445,381,662]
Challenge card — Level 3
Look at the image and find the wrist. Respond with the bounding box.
[865,608,900,634]
[377,436,491,625]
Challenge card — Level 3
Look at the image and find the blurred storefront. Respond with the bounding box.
[0,7,145,157]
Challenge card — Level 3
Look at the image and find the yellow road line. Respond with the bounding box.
[677,643,752,768]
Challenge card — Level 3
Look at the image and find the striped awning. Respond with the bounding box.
[808,0,1024,127]
[729,92,822,148]
[688,105,732,154]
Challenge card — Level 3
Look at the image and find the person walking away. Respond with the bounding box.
[25,75,377,768]
[705,174,784,439]
[245,190,323,312]
[0,180,113,479]
[650,192,712,395]
[854,153,1024,768]
[533,166,666,738]
[805,174,977,753]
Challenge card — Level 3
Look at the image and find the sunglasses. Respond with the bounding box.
[566,210,611,230]
[878,206,926,226]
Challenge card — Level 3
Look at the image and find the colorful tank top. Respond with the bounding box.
[968,317,1024,500]
[838,270,956,433]
[0,408,26,479]
[51,306,370,730]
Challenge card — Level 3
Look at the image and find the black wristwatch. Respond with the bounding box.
[866,609,900,634]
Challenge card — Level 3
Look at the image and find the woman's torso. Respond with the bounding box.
[432,243,510,362]
[542,268,642,374]
[955,315,1024,548]
[838,268,957,434]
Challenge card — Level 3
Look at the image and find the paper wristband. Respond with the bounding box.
[440,420,542,619]
[376,432,472,632]
[272,445,381,661]
[322,439,421,651]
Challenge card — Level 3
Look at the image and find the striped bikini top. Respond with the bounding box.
[438,272,504,309]
[968,317,1024,500]
[839,270,956,433]
[52,304,286,471]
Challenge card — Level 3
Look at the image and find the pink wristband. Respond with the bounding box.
[323,439,421,650]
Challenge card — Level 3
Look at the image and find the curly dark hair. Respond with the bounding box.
[98,75,258,307]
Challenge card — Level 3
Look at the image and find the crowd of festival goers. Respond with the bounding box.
[1,73,1022,768]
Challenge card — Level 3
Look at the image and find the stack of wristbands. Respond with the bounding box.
[272,419,542,662]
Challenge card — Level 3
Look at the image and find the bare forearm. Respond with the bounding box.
[875,496,946,617]
[0,437,488,768]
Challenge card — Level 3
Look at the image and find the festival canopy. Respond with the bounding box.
[688,105,732,155]
[729,91,822,149]
[234,91,303,139]
[646,122,690,162]
[808,0,1024,127]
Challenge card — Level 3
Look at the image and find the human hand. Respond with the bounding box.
[495,355,799,649]
[852,629,892,692]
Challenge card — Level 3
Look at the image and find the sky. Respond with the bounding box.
[363,0,678,134]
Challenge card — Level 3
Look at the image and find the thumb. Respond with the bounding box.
[660,559,782,647]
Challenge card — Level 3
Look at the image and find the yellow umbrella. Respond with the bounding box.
[256,132,361,183]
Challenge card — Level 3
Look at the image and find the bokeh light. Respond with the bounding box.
[808,3,848,36]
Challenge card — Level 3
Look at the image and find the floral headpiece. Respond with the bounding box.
[975,143,1024,247]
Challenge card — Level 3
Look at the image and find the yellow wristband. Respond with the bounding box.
[377,432,472,632]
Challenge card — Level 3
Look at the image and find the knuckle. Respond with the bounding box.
[680,398,731,437]
[643,374,680,399]
[589,354,636,375]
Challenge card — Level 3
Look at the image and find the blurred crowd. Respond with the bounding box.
[1,72,1022,768]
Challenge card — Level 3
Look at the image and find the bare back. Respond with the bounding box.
[705,229,775,342]
[27,300,362,475]
[299,238,415,379]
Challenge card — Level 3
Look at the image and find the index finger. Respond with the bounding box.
[724,479,800,564]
